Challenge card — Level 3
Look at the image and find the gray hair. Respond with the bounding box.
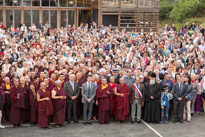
[55,80,61,85]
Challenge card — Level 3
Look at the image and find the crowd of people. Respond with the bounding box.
[0,21,204,129]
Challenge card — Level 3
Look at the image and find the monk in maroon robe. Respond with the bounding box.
[20,77,30,122]
[115,78,130,123]
[51,80,67,128]
[37,82,54,129]
[49,73,56,89]
[30,76,40,124]
[0,72,6,86]
[76,72,84,118]
[108,76,117,117]
[96,78,113,124]
[44,78,54,92]
[10,78,26,127]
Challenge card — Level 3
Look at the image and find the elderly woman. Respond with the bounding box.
[51,80,67,128]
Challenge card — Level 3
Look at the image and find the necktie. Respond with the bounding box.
[88,83,91,98]
[179,83,182,97]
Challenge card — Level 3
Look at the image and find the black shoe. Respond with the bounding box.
[179,120,183,123]
[105,122,109,124]
[84,122,87,125]
[173,119,178,123]
[87,121,92,125]
[137,120,141,124]
[67,121,71,124]
[131,120,135,124]
[73,120,79,123]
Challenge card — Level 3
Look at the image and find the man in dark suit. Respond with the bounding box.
[173,75,188,123]
[130,77,145,123]
[64,74,80,123]
[81,75,96,125]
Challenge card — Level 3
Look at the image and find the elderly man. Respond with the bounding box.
[37,82,54,129]
[124,69,135,88]
[64,74,80,123]
[115,78,130,123]
[52,80,67,128]
[143,73,161,123]
[130,77,145,123]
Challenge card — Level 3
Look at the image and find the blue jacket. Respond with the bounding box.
[161,92,173,107]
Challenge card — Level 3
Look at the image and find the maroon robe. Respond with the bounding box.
[0,77,5,86]
[76,78,84,117]
[37,89,54,128]
[115,84,130,121]
[2,83,11,121]
[29,83,39,123]
[108,83,117,115]
[52,87,67,125]
[6,72,13,79]
[49,79,55,90]
[10,85,26,125]
[96,85,113,124]
[22,83,30,122]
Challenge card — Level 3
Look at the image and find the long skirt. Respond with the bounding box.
[10,106,22,125]
[115,109,128,121]
[30,105,37,123]
[53,109,65,125]
[99,110,109,124]
[38,113,50,128]
[194,94,202,113]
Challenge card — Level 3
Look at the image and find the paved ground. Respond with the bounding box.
[1,114,205,137]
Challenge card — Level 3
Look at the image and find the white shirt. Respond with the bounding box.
[70,81,74,90]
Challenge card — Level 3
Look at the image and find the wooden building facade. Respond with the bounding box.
[0,0,159,31]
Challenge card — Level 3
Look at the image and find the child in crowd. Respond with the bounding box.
[160,86,173,124]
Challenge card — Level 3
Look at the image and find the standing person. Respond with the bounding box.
[130,77,145,124]
[194,78,202,114]
[37,82,54,129]
[160,86,173,124]
[29,76,39,124]
[115,78,130,123]
[183,75,194,122]
[2,77,11,122]
[0,87,5,128]
[82,75,96,125]
[10,78,25,127]
[52,80,67,128]
[96,78,113,124]
[143,73,161,123]
[64,74,80,123]
[173,75,188,123]
[108,76,117,119]
[190,75,197,115]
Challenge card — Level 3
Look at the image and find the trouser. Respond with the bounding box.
[83,103,93,122]
[161,106,169,122]
[202,98,205,112]
[131,98,142,121]
[0,110,2,124]
[191,96,196,113]
[67,102,77,122]
[183,100,191,121]
[174,100,184,121]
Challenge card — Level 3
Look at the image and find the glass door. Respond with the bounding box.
[43,10,58,28]
[6,9,22,28]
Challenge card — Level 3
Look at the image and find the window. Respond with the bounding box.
[50,0,58,6]
[42,0,58,6]
[42,0,49,6]
[6,0,22,6]
[59,0,67,6]
[32,0,40,6]
[14,10,22,28]
[23,0,32,6]
[6,10,13,27]
[61,10,75,28]
[77,0,83,7]
[24,10,32,27]
[0,10,3,24]
[32,10,40,27]
[50,10,57,28]
[0,0,3,6]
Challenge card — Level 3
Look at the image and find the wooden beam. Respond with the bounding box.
[59,9,61,28]
[3,8,6,27]
[77,9,79,27]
